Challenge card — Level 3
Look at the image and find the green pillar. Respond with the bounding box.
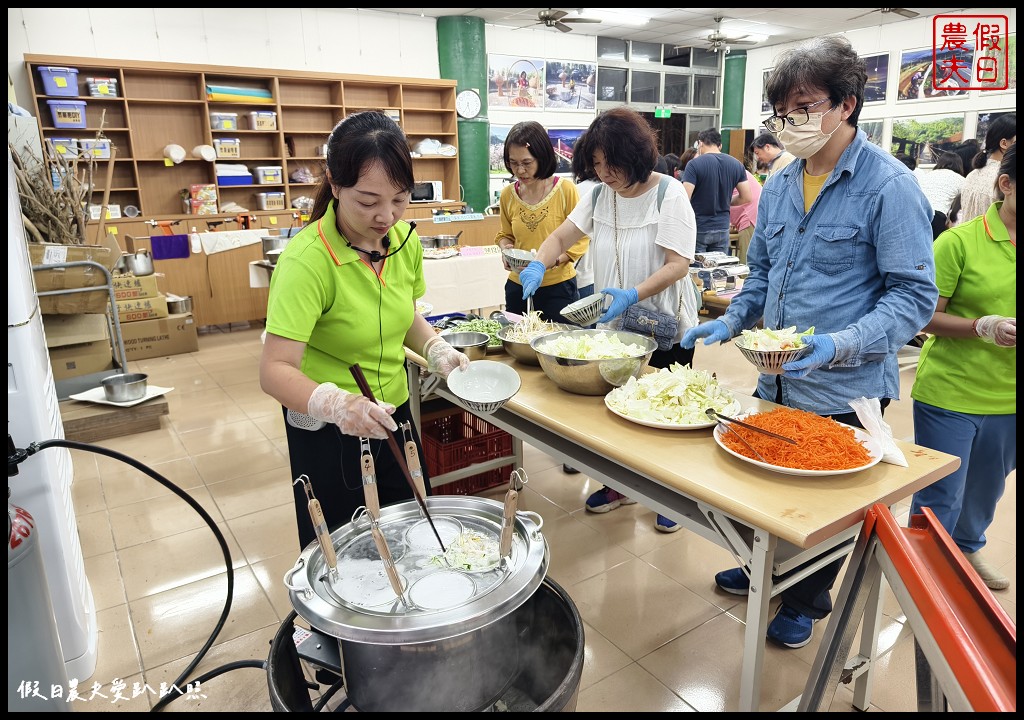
[436,16,489,213]
[721,50,747,155]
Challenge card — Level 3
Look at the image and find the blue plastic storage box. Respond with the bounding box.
[216,175,253,186]
[38,66,80,96]
[47,100,87,129]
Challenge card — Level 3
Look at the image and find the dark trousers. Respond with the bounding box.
[505,277,579,325]
[758,377,891,618]
[283,401,430,550]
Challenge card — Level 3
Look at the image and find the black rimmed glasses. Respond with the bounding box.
[763,98,831,133]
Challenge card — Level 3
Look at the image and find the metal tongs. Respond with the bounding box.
[706,408,796,464]
[359,437,409,607]
[499,469,528,565]
[294,475,338,581]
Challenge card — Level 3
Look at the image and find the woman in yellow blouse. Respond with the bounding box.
[495,121,589,323]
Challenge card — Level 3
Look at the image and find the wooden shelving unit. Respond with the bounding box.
[25,55,463,242]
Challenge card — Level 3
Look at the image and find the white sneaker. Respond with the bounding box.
[964,550,1009,590]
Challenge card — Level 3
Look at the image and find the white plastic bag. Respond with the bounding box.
[848,396,908,467]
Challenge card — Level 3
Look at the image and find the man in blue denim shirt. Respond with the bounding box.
[682,36,937,649]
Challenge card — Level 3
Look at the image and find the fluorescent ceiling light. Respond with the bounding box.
[579,9,651,26]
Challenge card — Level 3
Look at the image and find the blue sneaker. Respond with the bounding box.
[714,567,751,595]
[585,487,636,513]
[766,604,816,648]
[654,514,680,533]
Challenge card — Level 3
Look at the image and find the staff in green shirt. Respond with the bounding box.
[260,111,469,548]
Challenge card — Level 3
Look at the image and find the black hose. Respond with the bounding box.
[22,438,236,713]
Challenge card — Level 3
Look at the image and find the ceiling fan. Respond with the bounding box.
[704,16,757,53]
[848,8,921,21]
[530,9,602,34]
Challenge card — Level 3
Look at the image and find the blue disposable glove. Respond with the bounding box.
[597,287,639,323]
[782,334,837,378]
[680,320,731,348]
[519,260,546,300]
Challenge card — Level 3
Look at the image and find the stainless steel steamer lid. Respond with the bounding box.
[285,496,548,645]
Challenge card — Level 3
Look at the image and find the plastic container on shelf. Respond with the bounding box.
[78,138,112,159]
[38,66,79,96]
[216,174,252,186]
[49,137,78,158]
[210,112,239,130]
[255,166,283,184]
[213,137,240,158]
[248,111,277,130]
[255,192,286,210]
[47,99,87,129]
[85,76,118,97]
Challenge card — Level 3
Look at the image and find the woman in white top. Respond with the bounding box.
[915,152,965,215]
[518,107,698,531]
[959,113,1015,224]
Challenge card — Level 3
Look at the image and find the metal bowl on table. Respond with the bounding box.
[497,323,569,366]
[100,372,149,403]
[439,331,489,361]
[531,329,656,396]
[432,233,462,248]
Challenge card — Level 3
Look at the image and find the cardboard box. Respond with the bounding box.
[119,313,198,360]
[42,313,109,348]
[29,234,123,315]
[116,294,169,323]
[48,340,115,381]
[111,274,161,300]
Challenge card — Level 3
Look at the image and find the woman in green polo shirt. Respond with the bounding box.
[910,144,1016,591]
[260,111,469,548]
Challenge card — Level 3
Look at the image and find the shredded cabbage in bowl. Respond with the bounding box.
[606,364,738,425]
[737,326,815,351]
[536,331,648,359]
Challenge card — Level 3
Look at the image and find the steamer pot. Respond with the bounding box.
[284,495,549,712]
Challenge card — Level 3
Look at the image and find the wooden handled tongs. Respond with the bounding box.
[360,437,408,606]
[499,469,528,563]
[294,475,338,580]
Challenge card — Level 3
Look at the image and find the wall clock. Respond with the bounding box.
[455,89,482,119]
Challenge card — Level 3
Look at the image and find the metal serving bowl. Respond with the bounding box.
[497,323,570,366]
[439,331,490,361]
[100,372,149,403]
[530,329,657,396]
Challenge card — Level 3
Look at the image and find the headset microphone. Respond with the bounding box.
[347,221,417,263]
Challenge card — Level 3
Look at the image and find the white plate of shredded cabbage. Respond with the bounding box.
[604,364,742,430]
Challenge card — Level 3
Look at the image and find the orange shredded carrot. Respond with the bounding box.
[719,407,871,470]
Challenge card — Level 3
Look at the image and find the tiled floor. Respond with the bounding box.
[66,323,1016,712]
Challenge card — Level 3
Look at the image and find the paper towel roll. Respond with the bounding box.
[192,144,216,162]
[163,144,186,164]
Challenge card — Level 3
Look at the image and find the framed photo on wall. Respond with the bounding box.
[488,54,545,109]
[489,125,512,176]
[891,114,966,165]
[860,120,884,147]
[989,33,1016,92]
[898,46,974,101]
[976,111,1014,144]
[761,69,772,114]
[544,60,596,110]
[862,53,889,103]
[547,128,586,175]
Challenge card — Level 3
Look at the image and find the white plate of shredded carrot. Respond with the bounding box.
[711,407,883,476]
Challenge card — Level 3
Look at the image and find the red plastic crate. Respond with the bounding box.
[421,403,514,496]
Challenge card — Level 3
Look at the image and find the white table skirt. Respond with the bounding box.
[421,253,508,315]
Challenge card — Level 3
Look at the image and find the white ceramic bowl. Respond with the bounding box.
[445,360,521,414]
[734,342,812,375]
[560,293,607,326]
[502,248,536,272]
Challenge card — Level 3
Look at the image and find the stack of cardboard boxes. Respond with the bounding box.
[112,273,199,361]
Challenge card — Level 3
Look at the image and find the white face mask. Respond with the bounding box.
[777,104,840,159]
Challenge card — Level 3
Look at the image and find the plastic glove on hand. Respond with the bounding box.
[518,260,547,300]
[782,334,837,379]
[424,336,471,379]
[307,382,397,439]
[680,320,730,349]
[597,287,639,323]
[975,315,1016,347]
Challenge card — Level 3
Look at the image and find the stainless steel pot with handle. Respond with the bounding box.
[285,495,548,712]
[124,248,154,276]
